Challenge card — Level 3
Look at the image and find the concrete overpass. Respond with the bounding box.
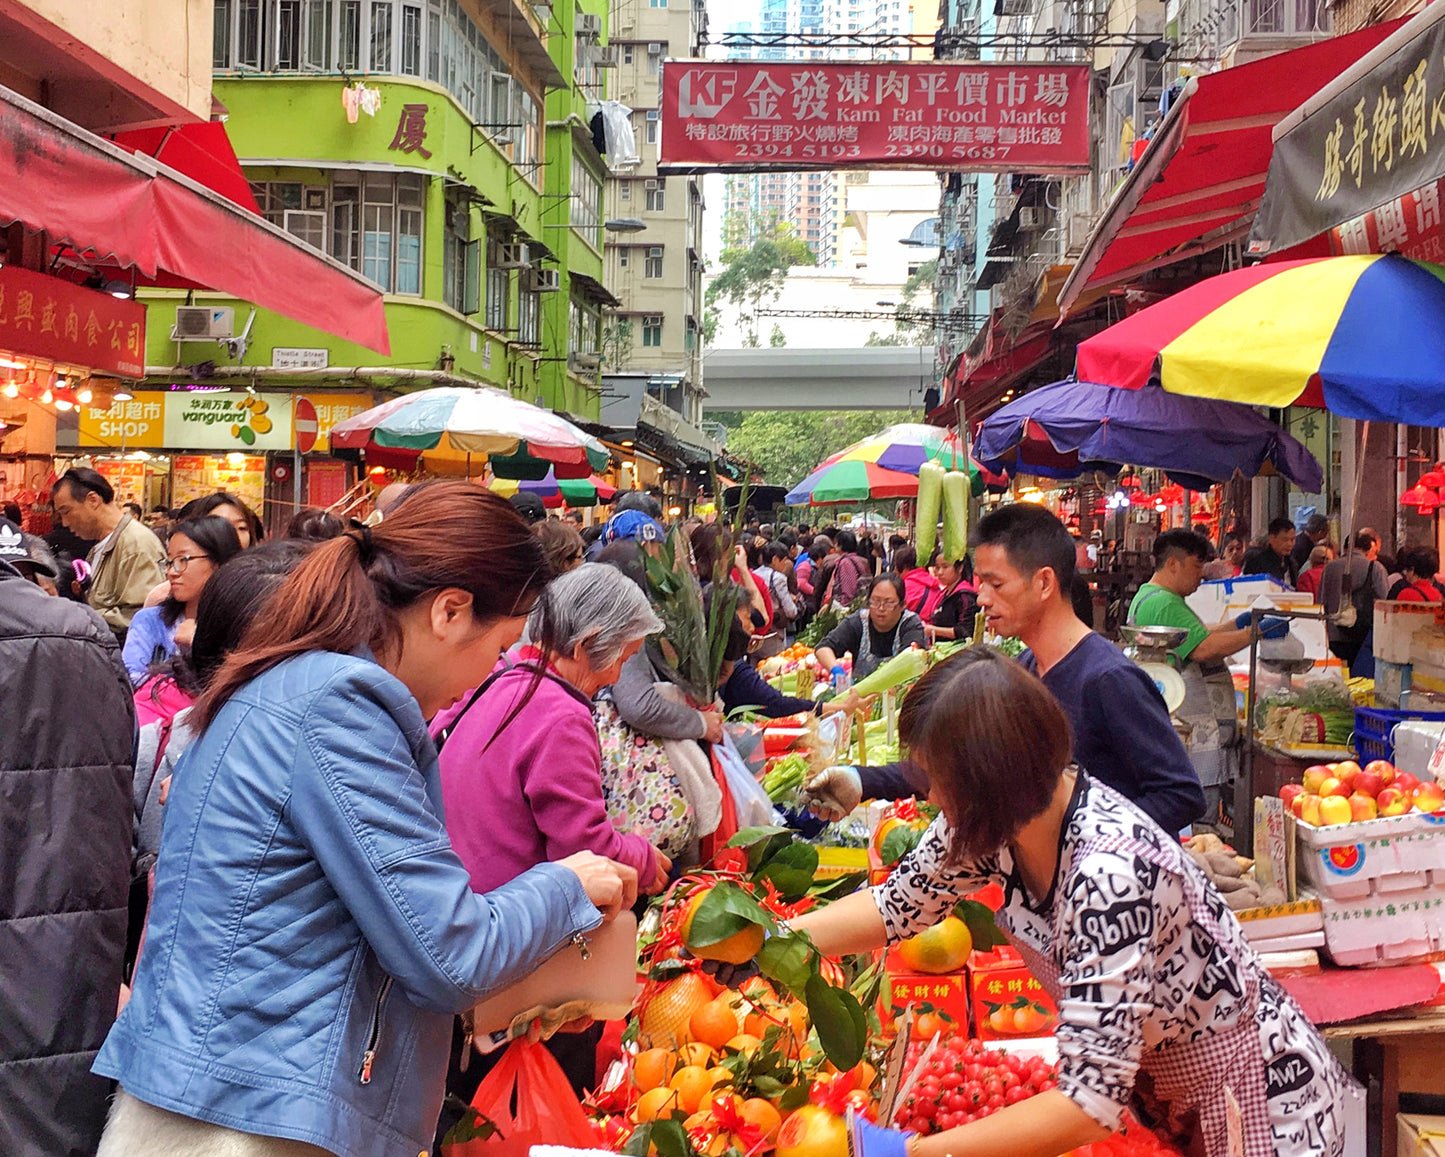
[701,347,936,411]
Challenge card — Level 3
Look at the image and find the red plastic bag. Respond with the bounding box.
[442,1040,597,1157]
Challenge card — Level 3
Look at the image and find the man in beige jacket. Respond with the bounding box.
[50,468,164,640]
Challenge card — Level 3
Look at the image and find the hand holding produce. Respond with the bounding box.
[848,1117,912,1157]
[798,766,864,822]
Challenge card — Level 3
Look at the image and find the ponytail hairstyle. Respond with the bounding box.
[191,481,549,732]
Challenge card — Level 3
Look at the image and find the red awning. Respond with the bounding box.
[111,122,262,214]
[1056,21,1402,316]
[0,84,389,354]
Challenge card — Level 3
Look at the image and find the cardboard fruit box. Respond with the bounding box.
[881,967,972,1041]
[1295,812,1445,901]
[966,948,1057,1041]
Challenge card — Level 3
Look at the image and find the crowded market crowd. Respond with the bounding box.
[0,475,1358,1157]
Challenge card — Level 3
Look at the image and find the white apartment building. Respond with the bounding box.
[605,0,708,426]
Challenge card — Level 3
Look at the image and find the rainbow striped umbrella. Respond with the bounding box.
[1075,255,1445,423]
[786,424,1004,505]
[330,386,610,478]
[489,470,617,508]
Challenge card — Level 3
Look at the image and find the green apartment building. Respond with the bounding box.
[102,0,617,515]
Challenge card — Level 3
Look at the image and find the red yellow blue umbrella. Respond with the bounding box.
[1075,254,1445,423]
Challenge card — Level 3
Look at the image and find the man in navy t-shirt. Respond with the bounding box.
[973,505,1204,834]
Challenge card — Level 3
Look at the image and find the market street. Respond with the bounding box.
[5,2,1445,1156]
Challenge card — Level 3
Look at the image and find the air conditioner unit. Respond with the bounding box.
[496,242,531,268]
[994,0,1031,15]
[1017,207,1042,228]
[529,268,562,292]
[647,41,663,54]
[173,306,235,340]
[645,178,661,190]
[595,44,618,67]
[569,351,602,372]
[577,12,602,37]
[647,246,663,257]
[642,314,663,326]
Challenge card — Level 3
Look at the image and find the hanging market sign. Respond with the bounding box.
[1250,6,1445,255]
[79,390,371,451]
[659,61,1091,173]
[0,265,146,377]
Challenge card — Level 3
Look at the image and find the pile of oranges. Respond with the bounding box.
[592,972,874,1157]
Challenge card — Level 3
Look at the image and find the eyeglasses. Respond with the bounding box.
[869,598,900,611]
[162,554,211,574]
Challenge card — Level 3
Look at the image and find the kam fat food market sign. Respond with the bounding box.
[659,61,1091,173]
[1250,6,1445,255]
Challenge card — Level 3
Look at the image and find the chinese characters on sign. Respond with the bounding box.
[390,103,433,158]
[0,265,146,377]
[661,62,1090,172]
[78,391,372,453]
[1252,14,1445,255]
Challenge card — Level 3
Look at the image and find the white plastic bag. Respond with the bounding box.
[715,731,777,830]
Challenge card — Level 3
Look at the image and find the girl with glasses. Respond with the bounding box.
[121,517,242,687]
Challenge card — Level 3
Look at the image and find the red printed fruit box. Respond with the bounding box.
[882,966,971,1042]
[967,947,1057,1040]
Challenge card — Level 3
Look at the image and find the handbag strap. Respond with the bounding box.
[434,656,515,754]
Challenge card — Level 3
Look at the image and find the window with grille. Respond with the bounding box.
[645,179,666,212]
[328,171,425,294]
[518,287,541,345]
[444,196,480,313]
[645,110,660,143]
[642,315,663,346]
[485,248,510,330]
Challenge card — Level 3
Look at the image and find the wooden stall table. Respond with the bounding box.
[1281,966,1445,1157]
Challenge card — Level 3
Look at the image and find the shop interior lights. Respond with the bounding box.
[113,388,134,401]
[1106,490,1132,510]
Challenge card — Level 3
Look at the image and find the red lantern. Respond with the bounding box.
[1401,483,1440,513]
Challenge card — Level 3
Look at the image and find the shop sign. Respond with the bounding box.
[0,265,146,377]
[79,389,368,450]
[164,391,295,450]
[1251,9,1445,255]
[1325,175,1445,262]
[660,61,1090,172]
[271,347,330,369]
[78,391,166,448]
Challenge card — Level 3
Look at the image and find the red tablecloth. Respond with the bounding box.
[1279,964,1442,1024]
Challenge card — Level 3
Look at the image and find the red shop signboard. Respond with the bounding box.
[660,60,1091,173]
[0,265,146,377]
[1328,177,1445,265]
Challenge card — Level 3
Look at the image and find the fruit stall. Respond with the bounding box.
[444,614,1445,1157]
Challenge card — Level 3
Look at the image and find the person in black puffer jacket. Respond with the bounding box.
[0,555,135,1155]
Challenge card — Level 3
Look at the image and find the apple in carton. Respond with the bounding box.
[1394,772,1422,794]
[1317,777,1350,799]
[1348,793,1378,822]
[1336,762,1362,790]
[1354,770,1384,799]
[1300,794,1324,826]
[1377,787,1412,817]
[1412,782,1445,814]
[1290,792,1313,819]
[1365,759,1397,786]
[1280,784,1305,810]
[1302,766,1332,794]
[1318,796,1353,826]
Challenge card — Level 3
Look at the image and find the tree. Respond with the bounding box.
[865,260,939,348]
[600,318,634,370]
[769,323,787,347]
[718,409,917,490]
[705,219,817,347]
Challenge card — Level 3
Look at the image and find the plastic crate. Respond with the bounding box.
[1353,706,1445,764]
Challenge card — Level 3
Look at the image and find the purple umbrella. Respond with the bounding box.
[973,379,1323,493]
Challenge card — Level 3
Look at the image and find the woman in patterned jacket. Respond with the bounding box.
[792,646,1355,1157]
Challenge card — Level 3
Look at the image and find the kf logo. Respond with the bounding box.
[677,70,737,118]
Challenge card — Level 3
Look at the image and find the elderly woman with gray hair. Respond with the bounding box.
[433,562,672,899]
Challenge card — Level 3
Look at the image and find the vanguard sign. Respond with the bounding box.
[660,61,1091,173]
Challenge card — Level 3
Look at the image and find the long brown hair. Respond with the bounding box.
[899,645,1072,863]
[191,481,548,731]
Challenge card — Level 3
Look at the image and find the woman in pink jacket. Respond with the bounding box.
[435,562,672,896]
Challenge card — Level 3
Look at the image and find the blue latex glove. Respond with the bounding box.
[1258,616,1290,639]
[1233,611,1255,630]
[851,1117,914,1157]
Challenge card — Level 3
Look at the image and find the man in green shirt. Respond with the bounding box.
[1128,529,1269,823]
